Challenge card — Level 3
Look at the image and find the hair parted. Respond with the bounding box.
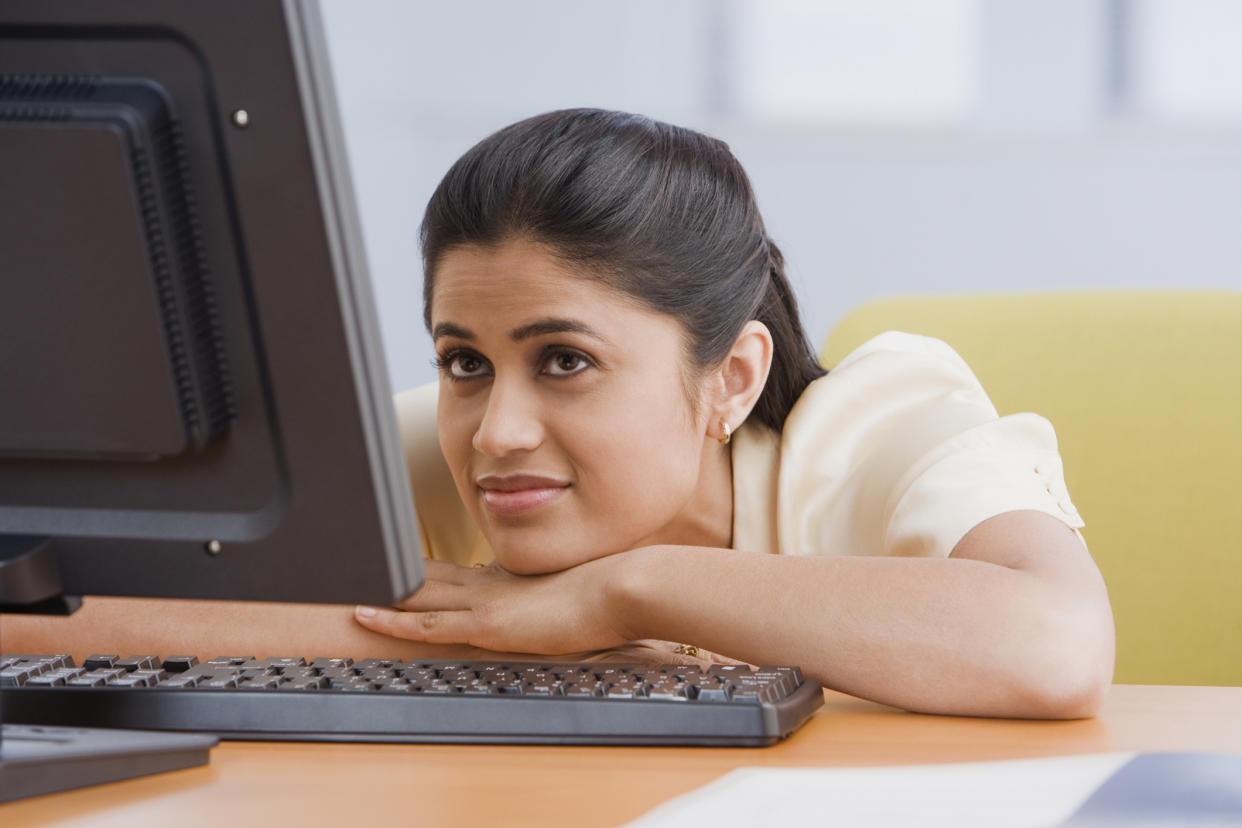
[420,108,826,432]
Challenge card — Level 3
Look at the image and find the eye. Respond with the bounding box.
[542,349,592,377]
[435,349,491,380]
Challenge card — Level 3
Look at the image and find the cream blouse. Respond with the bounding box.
[393,331,1084,565]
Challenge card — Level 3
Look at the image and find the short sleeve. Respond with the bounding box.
[882,413,1085,559]
[760,331,1086,561]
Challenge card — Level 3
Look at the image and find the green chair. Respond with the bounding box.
[822,291,1242,686]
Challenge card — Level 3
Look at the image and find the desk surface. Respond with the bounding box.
[5,684,1241,827]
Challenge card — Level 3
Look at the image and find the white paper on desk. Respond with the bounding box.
[624,752,1135,828]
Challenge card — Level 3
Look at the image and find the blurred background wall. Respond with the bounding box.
[319,0,1242,392]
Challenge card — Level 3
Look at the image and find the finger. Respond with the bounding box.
[394,580,470,612]
[354,605,475,645]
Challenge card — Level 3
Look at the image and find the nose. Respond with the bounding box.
[472,377,545,457]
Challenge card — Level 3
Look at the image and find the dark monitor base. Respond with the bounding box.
[0,723,216,803]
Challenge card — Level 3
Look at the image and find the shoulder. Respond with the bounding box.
[832,329,974,371]
[393,383,490,565]
[770,332,1078,558]
[394,382,441,465]
[394,383,458,513]
[818,330,984,399]
[784,331,997,454]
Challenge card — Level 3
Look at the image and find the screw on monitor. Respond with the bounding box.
[231,109,250,128]
[205,540,223,556]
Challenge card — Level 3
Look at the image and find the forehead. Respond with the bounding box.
[430,238,643,323]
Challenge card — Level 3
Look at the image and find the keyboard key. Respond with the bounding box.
[161,655,200,673]
[26,655,74,671]
[68,675,109,687]
[162,675,200,688]
[309,657,353,671]
[115,656,159,673]
[9,660,49,677]
[359,667,398,681]
[111,676,152,688]
[337,682,375,693]
[402,667,437,683]
[727,689,764,704]
[40,668,85,684]
[758,665,804,685]
[84,654,119,670]
[0,668,30,687]
[354,658,399,672]
[88,668,126,683]
[134,669,169,684]
[234,657,306,673]
[238,676,282,690]
[379,682,414,693]
[646,687,688,701]
[279,677,328,691]
[202,676,240,689]
[440,667,478,683]
[604,685,638,699]
[693,685,732,703]
[319,666,354,680]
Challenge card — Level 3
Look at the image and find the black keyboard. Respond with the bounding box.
[0,654,823,746]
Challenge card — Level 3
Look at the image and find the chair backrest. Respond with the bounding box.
[822,291,1242,686]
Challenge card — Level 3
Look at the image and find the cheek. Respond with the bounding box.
[567,388,704,517]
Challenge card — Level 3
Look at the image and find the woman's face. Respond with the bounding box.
[430,237,716,574]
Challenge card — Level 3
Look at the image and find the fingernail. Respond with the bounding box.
[355,605,377,618]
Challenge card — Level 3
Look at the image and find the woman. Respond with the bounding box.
[350,108,1114,718]
[5,109,1113,718]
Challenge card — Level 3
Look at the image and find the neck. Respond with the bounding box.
[638,440,734,550]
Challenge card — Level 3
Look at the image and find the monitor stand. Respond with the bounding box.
[0,724,218,803]
[0,536,217,804]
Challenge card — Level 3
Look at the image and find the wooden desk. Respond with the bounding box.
[5,684,1241,827]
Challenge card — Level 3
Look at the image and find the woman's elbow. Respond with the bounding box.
[1020,610,1116,719]
[1027,663,1112,719]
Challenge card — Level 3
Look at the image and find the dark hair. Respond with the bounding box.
[420,108,826,432]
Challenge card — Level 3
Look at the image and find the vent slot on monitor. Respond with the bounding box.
[0,74,233,460]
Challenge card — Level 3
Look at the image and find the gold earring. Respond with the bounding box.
[717,420,731,445]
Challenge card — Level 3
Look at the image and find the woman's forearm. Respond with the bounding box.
[613,515,1114,719]
[0,596,535,663]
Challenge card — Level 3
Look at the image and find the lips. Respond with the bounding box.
[476,474,570,518]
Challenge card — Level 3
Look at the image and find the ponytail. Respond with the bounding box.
[750,240,827,431]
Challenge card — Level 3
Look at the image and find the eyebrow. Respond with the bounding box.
[432,318,610,344]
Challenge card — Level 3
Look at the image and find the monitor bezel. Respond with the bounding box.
[0,0,424,606]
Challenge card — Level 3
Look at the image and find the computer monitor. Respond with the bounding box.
[0,0,424,799]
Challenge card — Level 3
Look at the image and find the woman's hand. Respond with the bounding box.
[352,557,634,656]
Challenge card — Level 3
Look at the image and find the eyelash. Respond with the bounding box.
[432,347,596,381]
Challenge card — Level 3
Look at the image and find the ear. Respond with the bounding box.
[707,320,773,442]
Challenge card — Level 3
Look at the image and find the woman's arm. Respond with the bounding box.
[356,509,1115,719]
[619,510,1114,718]
[0,597,541,663]
[0,596,719,668]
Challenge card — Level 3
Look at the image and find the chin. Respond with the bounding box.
[488,533,616,576]
[495,555,566,576]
